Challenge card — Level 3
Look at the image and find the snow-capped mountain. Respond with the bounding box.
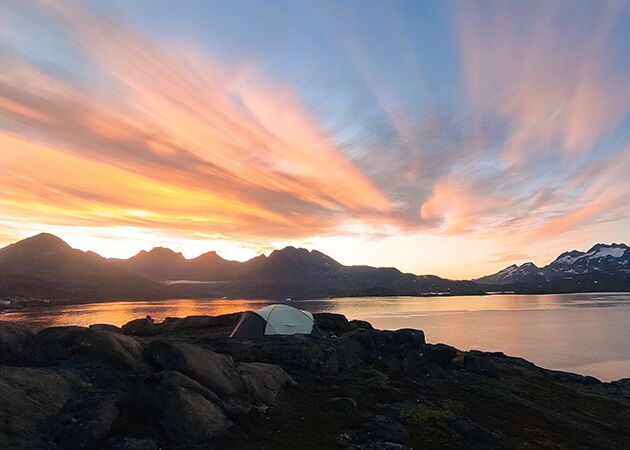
[544,243,630,277]
[477,243,630,285]
[475,262,545,285]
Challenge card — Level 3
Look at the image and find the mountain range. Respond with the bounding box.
[0,233,482,304]
[475,243,630,293]
[0,233,629,306]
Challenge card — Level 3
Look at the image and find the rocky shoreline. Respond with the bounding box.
[0,312,629,449]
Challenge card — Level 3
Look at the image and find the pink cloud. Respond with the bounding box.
[456,0,629,161]
[0,1,392,243]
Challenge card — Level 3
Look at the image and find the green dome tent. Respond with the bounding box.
[230,304,321,338]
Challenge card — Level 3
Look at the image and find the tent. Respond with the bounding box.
[230,304,320,338]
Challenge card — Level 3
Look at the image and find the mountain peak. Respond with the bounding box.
[190,250,228,264]
[587,242,629,253]
[131,247,185,262]
[0,233,72,255]
[268,246,341,266]
[269,246,305,255]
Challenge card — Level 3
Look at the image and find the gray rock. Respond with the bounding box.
[424,343,458,367]
[314,312,353,334]
[464,351,498,377]
[144,340,242,396]
[449,417,496,448]
[52,395,120,449]
[121,317,161,336]
[30,327,144,371]
[349,319,373,330]
[145,370,232,445]
[105,437,160,450]
[0,366,81,449]
[0,321,33,365]
[238,362,296,404]
[89,323,121,333]
[359,415,409,444]
[327,396,357,412]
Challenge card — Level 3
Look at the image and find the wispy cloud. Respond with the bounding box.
[414,0,630,247]
[0,0,391,246]
[1,0,629,275]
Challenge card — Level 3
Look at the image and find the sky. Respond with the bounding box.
[1,0,629,279]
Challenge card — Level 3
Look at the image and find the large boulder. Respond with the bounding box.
[360,416,409,444]
[144,340,242,396]
[336,328,427,372]
[122,313,241,337]
[327,396,358,413]
[29,327,144,371]
[141,371,232,445]
[0,321,33,365]
[339,415,410,449]
[0,366,82,449]
[121,317,161,336]
[424,343,458,368]
[314,313,352,334]
[211,327,426,376]
[237,362,296,404]
[49,395,121,449]
[349,319,374,330]
[162,313,241,332]
[463,351,499,377]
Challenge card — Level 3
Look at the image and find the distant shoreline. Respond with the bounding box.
[3,289,630,313]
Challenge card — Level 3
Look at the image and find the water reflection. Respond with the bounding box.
[2,293,629,381]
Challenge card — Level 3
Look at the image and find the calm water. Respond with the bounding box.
[2,293,629,381]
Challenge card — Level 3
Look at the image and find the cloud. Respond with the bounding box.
[0,0,629,270]
[456,0,629,160]
[413,0,630,247]
[0,0,392,244]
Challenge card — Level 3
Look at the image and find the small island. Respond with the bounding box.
[1,312,628,449]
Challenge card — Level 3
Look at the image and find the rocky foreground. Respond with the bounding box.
[0,314,629,450]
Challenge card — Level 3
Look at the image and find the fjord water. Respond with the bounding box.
[2,293,629,381]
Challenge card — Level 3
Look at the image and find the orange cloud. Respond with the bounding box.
[0,0,392,247]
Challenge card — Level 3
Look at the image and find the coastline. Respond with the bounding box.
[1,311,629,449]
[4,288,630,313]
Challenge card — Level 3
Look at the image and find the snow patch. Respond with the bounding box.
[588,248,625,259]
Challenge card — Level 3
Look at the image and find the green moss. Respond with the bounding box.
[402,406,463,448]
[441,399,466,415]
[342,368,391,389]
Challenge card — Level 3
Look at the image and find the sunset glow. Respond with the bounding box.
[1,0,629,278]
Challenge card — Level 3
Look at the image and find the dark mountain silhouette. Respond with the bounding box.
[113,244,484,298]
[0,233,163,301]
[112,247,244,281]
[2,234,629,305]
[476,242,630,293]
[0,234,483,303]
